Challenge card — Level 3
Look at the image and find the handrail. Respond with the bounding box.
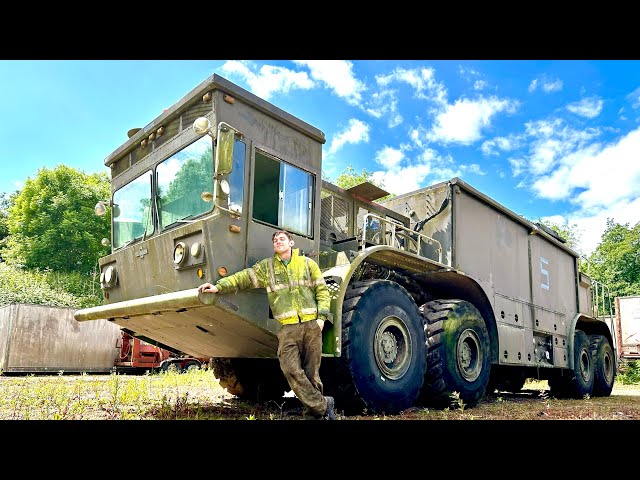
[361,213,443,264]
[590,278,614,319]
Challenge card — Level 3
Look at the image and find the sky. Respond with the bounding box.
[1,59,639,256]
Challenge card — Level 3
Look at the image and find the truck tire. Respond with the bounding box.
[548,329,594,399]
[161,360,182,373]
[182,360,201,372]
[211,358,289,403]
[418,299,491,409]
[590,334,615,397]
[327,280,427,415]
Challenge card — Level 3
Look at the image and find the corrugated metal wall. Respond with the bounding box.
[0,304,121,373]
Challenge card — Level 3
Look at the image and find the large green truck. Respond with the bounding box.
[75,74,618,414]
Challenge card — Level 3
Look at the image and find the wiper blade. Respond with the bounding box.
[162,216,196,230]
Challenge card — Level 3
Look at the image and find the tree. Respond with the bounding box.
[0,193,10,242]
[3,165,111,275]
[583,219,640,298]
[537,219,584,257]
[0,192,11,261]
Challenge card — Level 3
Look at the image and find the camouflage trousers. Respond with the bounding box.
[277,319,327,417]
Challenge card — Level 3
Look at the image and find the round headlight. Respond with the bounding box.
[173,242,187,265]
[193,117,211,135]
[104,265,116,285]
[219,179,230,196]
[190,242,202,258]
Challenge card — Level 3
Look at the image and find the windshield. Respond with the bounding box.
[157,136,214,230]
[112,171,154,249]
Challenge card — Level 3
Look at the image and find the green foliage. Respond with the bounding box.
[0,192,10,243]
[0,263,101,308]
[334,165,377,190]
[583,219,640,298]
[3,165,111,275]
[537,219,584,256]
[617,361,640,385]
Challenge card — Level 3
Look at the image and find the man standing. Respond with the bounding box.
[198,230,336,420]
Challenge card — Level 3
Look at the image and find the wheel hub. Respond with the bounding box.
[456,329,482,382]
[579,348,592,383]
[374,316,412,381]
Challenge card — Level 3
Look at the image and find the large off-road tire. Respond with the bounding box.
[210,358,289,403]
[419,299,491,409]
[325,280,427,415]
[548,329,594,399]
[590,334,616,397]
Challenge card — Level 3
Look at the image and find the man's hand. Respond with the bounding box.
[198,283,218,293]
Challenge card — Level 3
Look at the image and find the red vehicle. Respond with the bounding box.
[115,332,207,373]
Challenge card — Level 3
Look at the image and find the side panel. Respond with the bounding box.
[528,233,577,319]
[453,187,575,368]
[1,304,121,373]
[454,188,531,307]
[618,296,640,358]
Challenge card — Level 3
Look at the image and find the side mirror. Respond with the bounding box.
[215,122,235,176]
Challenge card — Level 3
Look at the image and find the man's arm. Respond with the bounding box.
[200,261,267,294]
[307,259,332,322]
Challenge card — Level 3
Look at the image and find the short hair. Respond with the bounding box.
[272,230,293,242]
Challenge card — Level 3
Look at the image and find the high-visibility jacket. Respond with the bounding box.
[214,248,332,325]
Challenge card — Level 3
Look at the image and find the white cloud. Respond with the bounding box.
[326,119,370,157]
[481,135,521,156]
[375,146,404,169]
[376,67,448,105]
[371,163,432,195]
[528,127,640,254]
[220,60,314,100]
[428,96,519,145]
[626,87,640,109]
[294,60,365,106]
[508,157,527,177]
[566,96,604,118]
[364,89,403,127]
[524,119,601,177]
[474,80,488,91]
[569,197,640,256]
[529,76,563,93]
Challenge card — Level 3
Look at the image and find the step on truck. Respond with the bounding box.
[75,74,618,414]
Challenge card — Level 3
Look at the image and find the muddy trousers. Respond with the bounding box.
[277,320,328,417]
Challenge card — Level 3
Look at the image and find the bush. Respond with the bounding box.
[617,360,640,385]
[0,263,102,308]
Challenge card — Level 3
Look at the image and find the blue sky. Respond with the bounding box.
[1,60,639,256]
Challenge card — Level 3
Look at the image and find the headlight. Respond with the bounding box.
[173,242,187,265]
[219,179,230,196]
[104,265,117,286]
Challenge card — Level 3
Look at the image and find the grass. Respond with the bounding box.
[1,370,639,420]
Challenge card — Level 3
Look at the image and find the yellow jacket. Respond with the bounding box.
[214,249,332,325]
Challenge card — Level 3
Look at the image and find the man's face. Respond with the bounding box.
[273,233,293,254]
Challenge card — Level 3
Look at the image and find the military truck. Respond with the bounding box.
[75,74,617,414]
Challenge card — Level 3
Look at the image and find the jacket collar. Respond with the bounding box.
[274,248,299,264]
